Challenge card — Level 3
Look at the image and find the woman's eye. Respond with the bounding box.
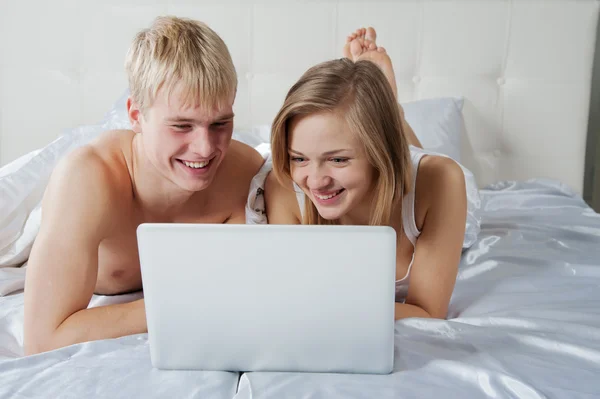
[330,158,348,164]
[290,157,305,163]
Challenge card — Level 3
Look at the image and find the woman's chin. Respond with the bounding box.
[316,207,345,221]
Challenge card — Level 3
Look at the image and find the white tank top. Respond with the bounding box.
[294,145,427,303]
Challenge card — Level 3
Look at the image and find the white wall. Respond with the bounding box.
[1,1,598,195]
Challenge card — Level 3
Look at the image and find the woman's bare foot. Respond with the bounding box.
[343,27,423,148]
[342,27,398,99]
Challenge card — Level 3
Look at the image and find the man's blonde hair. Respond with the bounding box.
[125,16,237,112]
[271,59,412,226]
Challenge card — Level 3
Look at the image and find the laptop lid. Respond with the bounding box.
[137,223,396,374]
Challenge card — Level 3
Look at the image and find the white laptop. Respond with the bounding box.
[137,223,396,374]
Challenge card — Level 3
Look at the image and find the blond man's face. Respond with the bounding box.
[136,85,236,193]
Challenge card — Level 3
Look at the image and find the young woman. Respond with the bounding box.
[263,28,479,320]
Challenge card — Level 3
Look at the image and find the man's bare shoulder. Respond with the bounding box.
[45,130,135,220]
[227,139,264,169]
[220,139,265,187]
[87,129,136,161]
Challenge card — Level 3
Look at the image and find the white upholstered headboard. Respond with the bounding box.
[0,1,598,194]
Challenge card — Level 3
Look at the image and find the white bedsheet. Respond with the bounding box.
[1,334,239,398]
[0,280,240,398]
[234,179,600,398]
[1,180,599,398]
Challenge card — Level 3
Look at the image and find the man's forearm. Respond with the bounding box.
[26,299,146,355]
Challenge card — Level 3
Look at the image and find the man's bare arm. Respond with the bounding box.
[23,149,146,355]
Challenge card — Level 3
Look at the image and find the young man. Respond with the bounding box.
[23,16,264,355]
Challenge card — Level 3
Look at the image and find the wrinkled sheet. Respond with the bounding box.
[0,281,240,398]
[235,179,600,399]
[1,179,600,398]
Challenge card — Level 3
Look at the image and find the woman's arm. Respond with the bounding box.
[396,155,467,320]
[264,171,302,224]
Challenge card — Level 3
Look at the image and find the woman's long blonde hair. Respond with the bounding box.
[271,58,412,226]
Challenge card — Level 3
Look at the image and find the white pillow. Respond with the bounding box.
[401,97,481,247]
[0,90,132,269]
[0,90,270,270]
[401,97,465,162]
[0,93,472,271]
[232,125,271,148]
[0,128,111,268]
[233,97,466,162]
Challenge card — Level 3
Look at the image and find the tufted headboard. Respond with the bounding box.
[0,0,598,195]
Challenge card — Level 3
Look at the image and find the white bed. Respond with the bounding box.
[1,1,600,398]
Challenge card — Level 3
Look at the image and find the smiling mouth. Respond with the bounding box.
[178,159,211,169]
[314,189,345,200]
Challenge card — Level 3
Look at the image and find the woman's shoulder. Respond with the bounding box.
[418,154,464,183]
[264,171,302,224]
[412,154,466,228]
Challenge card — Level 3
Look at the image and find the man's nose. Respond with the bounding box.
[189,128,213,157]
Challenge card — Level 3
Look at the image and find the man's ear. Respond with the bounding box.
[127,97,143,133]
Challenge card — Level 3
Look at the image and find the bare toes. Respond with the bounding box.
[358,27,366,40]
[350,39,363,60]
[365,27,377,44]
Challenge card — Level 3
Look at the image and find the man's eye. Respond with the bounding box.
[173,125,191,130]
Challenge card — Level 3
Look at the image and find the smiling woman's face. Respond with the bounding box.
[288,110,376,222]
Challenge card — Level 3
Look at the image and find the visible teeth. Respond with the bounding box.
[183,160,209,169]
[315,190,341,200]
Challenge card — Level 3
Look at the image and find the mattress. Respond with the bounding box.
[1,178,600,398]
